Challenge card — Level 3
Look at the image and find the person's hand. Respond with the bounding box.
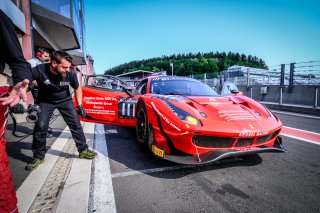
[0,79,29,107]
[78,104,86,117]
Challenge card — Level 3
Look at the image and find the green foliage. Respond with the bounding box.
[105,51,267,76]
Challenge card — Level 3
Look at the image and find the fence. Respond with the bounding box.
[190,60,320,88]
[189,60,320,109]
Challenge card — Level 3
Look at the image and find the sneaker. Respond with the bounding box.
[25,158,44,171]
[79,149,97,159]
[47,129,53,138]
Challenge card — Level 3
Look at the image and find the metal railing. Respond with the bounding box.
[190,60,320,88]
[189,60,320,109]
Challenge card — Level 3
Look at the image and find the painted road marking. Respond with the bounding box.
[273,110,320,119]
[281,126,320,145]
[93,124,117,213]
[280,133,320,146]
[111,158,241,178]
[283,126,320,136]
[112,165,195,178]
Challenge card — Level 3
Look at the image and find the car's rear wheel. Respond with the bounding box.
[136,102,149,145]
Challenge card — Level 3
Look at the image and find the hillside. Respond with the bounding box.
[105,51,267,76]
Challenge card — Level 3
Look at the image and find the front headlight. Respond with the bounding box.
[164,100,201,126]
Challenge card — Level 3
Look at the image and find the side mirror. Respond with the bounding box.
[230,89,239,94]
[230,89,243,96]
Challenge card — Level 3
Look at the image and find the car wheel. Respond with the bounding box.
[136,102,149,145]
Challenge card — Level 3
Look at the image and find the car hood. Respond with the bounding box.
[163,95,281,135]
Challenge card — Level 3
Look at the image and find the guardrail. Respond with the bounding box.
[189,60,320,110]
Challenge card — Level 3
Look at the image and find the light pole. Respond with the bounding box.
[170,63,173,76]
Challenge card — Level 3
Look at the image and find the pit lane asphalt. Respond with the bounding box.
[7,111,320,212]
[106,112,320,213]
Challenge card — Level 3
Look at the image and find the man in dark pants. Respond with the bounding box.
[26,50,96,170]
[0,10,32,213]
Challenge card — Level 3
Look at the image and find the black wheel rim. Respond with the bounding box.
[137,109,146,141]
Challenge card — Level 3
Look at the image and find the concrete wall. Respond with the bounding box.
[238,85,320,107]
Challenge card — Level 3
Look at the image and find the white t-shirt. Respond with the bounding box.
[28,58,42,68]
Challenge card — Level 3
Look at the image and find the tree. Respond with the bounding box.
[105,51,267,76]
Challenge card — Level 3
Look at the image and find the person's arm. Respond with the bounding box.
[0,11,32,84]
[74,86,86,117]
[26,66,40,106]
[0,11,32,106]
[74,86,83,106]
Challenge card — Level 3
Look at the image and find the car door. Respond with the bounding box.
[73,75,140,127]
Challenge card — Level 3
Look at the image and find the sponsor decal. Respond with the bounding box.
[239,130,268,137]
[152,145,165,158]
[44,79,51,85]
[59,82,69,86]
[151,77,198,82]
[218,110,256,121]
[151,102,181,132]
[84,96,117,101]
[83,96,118,115]
[84,96,117,106]
[86,109,116,115]
[236,147,259,151]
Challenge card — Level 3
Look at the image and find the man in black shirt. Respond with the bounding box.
[26,50,97,170]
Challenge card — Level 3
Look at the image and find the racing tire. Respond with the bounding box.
[136,102,149,145]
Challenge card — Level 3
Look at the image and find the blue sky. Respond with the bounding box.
[84,0,320,74]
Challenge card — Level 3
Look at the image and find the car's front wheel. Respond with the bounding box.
[136,102,149,145]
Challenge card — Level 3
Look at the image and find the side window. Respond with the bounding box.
[136,80,148,94]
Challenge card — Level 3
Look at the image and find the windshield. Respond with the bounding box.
[150,78,219,96]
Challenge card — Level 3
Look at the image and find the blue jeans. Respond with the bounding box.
[32,99,88,159]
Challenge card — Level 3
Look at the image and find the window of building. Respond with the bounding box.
[11,0,22,10]
[32,0,71,18]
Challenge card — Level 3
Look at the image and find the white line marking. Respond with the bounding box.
[93,124,116,213]
[55,122,95,212]
[272,110,320,119]
[111,158,241,178]
[283,126,320,136]
[280,133,320,145]
[112,165,195,178]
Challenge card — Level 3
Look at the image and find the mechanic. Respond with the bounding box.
[0,10,32,213]
[28,47,50,67]
[25,50,97,170]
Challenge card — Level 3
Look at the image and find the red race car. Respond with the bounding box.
[74,75,286,164]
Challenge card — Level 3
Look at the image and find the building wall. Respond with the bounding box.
[2,0,94,80]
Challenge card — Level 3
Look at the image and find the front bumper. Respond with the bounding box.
[160,137,287,165]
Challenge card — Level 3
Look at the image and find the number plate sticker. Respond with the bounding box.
[152,145,165,158]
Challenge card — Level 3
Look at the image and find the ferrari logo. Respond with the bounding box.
[249,124,254,129]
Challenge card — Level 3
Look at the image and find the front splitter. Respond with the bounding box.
[160,137,287,165]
